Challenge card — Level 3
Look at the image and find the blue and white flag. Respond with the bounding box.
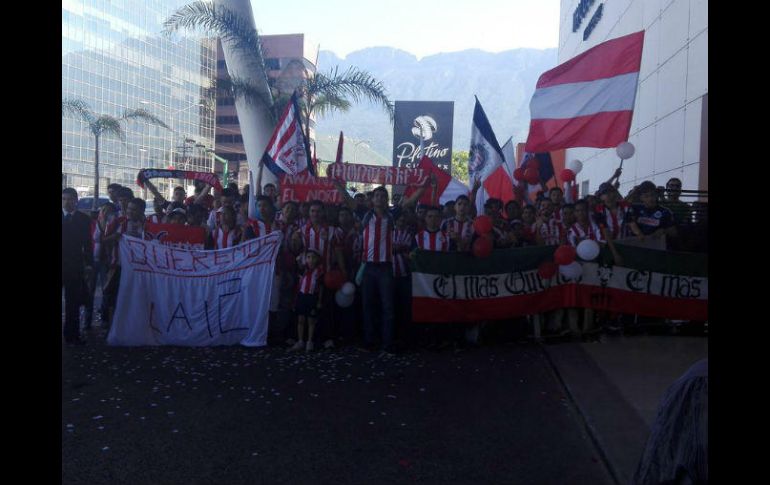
[468,97,505,184]
[261,92,314,177]
[469,97,505,213]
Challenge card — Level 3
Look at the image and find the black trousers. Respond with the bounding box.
[62,273,84,341]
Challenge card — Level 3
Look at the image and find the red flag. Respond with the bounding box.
[525,31,644,152]
[335,131,344,163]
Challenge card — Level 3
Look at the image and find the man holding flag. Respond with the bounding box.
[468,97,508,215]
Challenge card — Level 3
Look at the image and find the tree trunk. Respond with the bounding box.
[215,0,276,191]
[93,133,100,212]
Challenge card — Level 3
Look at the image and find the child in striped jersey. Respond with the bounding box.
[290,250,323,352]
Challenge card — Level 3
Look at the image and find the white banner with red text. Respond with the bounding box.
[107,232,281,347]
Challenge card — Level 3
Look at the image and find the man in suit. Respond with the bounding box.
[62,188,93,345]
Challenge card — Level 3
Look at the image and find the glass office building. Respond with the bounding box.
[62,0,217,199]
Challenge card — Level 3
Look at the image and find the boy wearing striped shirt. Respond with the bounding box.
[414,206,450,252]
[441,195,474,252]
[290,250,324,352]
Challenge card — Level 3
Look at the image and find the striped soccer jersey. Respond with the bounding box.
[414,229,450,252]
[300,223,342,270]
[392,228,414,277]
[298,266,323,295]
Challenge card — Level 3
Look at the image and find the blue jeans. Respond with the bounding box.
[362,263,395,351]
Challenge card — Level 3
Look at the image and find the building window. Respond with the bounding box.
[216,115,239,124]
[217,97,235,106]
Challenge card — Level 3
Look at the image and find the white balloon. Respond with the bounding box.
[559,261,582,281]
[567,159,583,174]
[341,282,356,296]
[616,142,635,159]
[335,290,355,308]
[576,239,601,261]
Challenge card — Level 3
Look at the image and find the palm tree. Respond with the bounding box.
[62,99,170,211]
[275,66,394,145]
[163,1,394,152]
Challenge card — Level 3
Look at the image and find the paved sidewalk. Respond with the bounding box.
[543,335,708,484]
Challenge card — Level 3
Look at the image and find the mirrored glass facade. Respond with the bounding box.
[62,0,216,198]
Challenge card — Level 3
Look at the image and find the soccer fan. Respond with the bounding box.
[290,249,324,352]
[166,208,187,225]
[504,200,522,222]
[567,200,604,247]
[594,182,633,240]
[534,198,564,246]
[414,206,450,252]
[62,188,93,345]
[148,197,167,224]
[628,181,674,241]
[210,206,242,249]
[207,187,239,232]
[441,195,474,252]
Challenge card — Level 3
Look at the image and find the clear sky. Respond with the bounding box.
[250,0,560,59]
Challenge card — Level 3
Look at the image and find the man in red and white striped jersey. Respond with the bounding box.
[567,199,605,247]
[441,195,474,251]
[244,195,283,240]
[210,206,242,249]
[296,200,345,273]
[414,207,450,252]
[534,198,565,246]
[594,183,632,240]
[334,180,428,354]
[549,187,565,224]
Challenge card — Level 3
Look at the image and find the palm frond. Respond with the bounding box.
[308,66,394,120]
[121,109,171,130]
[94,116,125,141]
[62,98,96,125]
[216,77,276,121]
[163,2,272,105]
[311,93,352,119]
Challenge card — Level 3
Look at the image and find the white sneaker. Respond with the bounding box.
[306,341,315,352]
[290,340,305,351]
[323,339,335,349]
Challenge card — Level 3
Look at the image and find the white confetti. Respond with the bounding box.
[92,415,103,420]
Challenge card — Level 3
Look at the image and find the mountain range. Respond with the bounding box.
[313,46,557,165]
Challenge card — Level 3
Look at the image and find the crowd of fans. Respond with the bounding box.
[62,170,702,349]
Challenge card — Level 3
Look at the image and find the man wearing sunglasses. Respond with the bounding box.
[662,178,693,225]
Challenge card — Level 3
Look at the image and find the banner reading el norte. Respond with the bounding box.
[411,244,707,322]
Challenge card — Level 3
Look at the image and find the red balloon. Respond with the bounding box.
[527,159,540,170]
[473,215,493,235]
[538,261,558,279]
[561,168,576,182]
[324,269,346,290]
[513,168,525,181]
[554,245,577,266]
[472,236,493,259]
[525,168,540,185]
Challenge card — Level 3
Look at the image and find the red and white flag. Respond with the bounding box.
[262,91,314,176]
[404,156,468,205]
[525,31,645,152]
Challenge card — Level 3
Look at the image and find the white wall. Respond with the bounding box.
[558,0,707,195]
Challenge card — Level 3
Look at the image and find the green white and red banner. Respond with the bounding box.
[411,244,707,322]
